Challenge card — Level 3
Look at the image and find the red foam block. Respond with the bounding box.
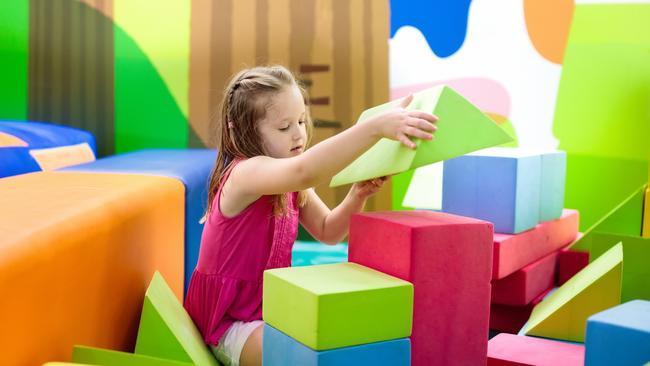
[490,288,551,333]
[349,210,493,366]
[493,209,579,279]
[491,250,558,306]
[487,333,584,366]
[557,247,589,286]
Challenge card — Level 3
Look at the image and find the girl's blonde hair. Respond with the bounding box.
[205,65,312,218]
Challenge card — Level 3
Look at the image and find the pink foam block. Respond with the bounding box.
[493,209,579,280]
[491,250,559,306]
[487,333,584,366]
[490,288,551,333]
[557,247,589,286]
[349,211,493,366]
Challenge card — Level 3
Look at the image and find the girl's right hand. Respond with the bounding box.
[370,94,439,149]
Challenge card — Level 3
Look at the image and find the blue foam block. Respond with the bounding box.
[442,148,541,234]
[262,324,410,366]
[0,120,96,178]
[586,300,650,366]
[60,149,217,296]
[540,151,566,222]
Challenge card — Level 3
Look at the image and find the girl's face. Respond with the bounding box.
[257,84,307,159]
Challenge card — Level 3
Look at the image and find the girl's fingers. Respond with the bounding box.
[404,126,433,140]
[408,118,438,132]
[399,94,414,109]
[398,134,416,149]
[409,111,438,123]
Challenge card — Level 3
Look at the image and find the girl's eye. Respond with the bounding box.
[279,125,290,131]
[299,120,305,125]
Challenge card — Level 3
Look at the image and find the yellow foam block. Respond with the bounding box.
[642,187,650,238]
[0,172,184,365]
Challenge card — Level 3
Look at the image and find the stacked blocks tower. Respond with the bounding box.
[585,300,650,366]
[263,325,411,366]
[442,147,542,234]
[539,150,567,222]
[487,333,584,366]
[262,262,413,365]
[135,272,219,366]
[72,345,193,366]
[523,243,623,342]
[60,148,217,295]
[348,210,493,366]
[492,209,579,279]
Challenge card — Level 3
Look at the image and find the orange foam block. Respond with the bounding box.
[490,288,552,333]
[0,172,184,366]
[349,211,493,366]
[493,209,579,279]
[487,333,584,366]
[492,250,558,306]
[557,247,590,286]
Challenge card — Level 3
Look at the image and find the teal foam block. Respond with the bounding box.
[586,300,650,366]
[262,324,411,365]
[442,147,541,234]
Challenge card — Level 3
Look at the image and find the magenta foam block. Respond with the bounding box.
[491,250,559,306]
[490,288,552,333]
[349,210,493,366]
[557,247,590,286]
[493,209,579,280]
[487,333,584,366]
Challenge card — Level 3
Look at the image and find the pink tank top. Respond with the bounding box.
[184,159,299,345]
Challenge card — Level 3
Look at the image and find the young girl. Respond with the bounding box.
[184,65,437,366]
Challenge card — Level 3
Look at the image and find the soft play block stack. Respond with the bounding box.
[585,300,650,366]
[492,209,579,279]
[523,244,623,342]
[263,324,411,366]
[492,251,558,306]
[0,172,184,366]
[490,288,553,333]
[60,148,217,295]
[0,120,96,177]
[134,272,219,366]
[557,246,590,286]
[442,147,542,234]
[590,233,650,301]
[263,262,413,350]
[348,211,493,366]
[487,333,584,366]
[539,150,567,222]
[72,345,193,365]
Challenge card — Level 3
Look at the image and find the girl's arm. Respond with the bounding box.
[231,95,437,197]
[299,177,388,244]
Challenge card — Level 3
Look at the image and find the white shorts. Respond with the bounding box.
[210,320,264,366]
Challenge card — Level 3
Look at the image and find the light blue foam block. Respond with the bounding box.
[540,150,566,222]
[262,324,411,366]
[585,300,650,366]
[60,148,217,296]
[291,241,348,267]
[442,147,541,234]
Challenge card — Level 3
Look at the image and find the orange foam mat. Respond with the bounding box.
[0,172,185,365]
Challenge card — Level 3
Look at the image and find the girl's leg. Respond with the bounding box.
[239,323,264,366]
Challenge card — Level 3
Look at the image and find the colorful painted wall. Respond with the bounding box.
[389,0,650,230]
[0,0,648,229]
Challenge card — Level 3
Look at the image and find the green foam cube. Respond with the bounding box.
[72,345,193,366]
[263,262,413,350]
[134,271,220,365]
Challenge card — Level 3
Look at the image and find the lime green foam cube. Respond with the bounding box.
[72,345,193,366]
[263,262,413,350]
[134,271,220,366]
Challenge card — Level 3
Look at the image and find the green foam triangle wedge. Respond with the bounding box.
[134,271,220,366]
[330,85,513,187]
[570,183,645,252]
[522,243,623,342]
[72,345,193,366]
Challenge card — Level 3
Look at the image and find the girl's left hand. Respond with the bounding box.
[351,176,389,200]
